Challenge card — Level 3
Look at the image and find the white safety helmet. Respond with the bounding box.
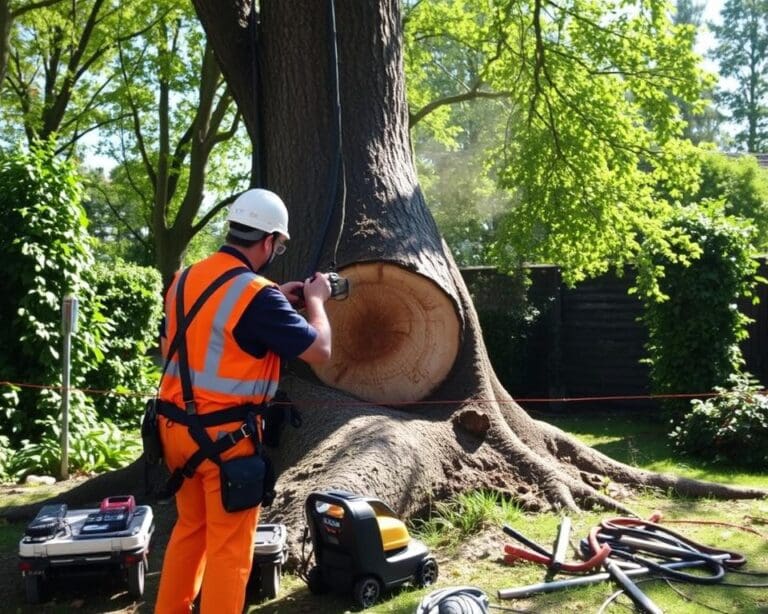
[227,188,290,240]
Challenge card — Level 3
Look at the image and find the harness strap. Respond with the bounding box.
[176,267,196,415]
[156,400,261,428]
[160,265,251,385]
[161,415,257,499]
[158,265,264,500]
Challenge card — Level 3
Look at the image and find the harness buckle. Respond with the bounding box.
[184,399,196,415]
[229,423,252,445]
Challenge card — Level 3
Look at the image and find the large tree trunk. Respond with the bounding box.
[6,0,763,540]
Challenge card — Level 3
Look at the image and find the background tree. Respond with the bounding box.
[1,0,159,153]
[81,167,157,266]
[673,0,722,144]
[710,0,768,152]
[402,0,708,283]
[1,1,249,281]
[0,0,64,92]
[96,0,247,282]
[678,150,768,249]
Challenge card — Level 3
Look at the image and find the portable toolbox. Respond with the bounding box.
[249,523,288,599]
[18,497,154,604]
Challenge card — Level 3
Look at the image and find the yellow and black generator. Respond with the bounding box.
[304,490,438,609]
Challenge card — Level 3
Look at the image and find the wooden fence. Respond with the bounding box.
[461,257,768,411]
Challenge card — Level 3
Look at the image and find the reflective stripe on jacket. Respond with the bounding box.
[159,251,281,414]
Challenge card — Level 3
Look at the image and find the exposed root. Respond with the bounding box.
[535,416,768,501]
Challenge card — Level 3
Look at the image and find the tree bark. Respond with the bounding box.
[146,39,238,284]
[0,0,10,90]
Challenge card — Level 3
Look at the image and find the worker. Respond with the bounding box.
[154,188,332,614]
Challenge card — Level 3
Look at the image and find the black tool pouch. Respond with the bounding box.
[141,398,164,465]
[220,453,266,513]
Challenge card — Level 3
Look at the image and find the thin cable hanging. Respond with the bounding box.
[249,0,263,188]
[304,0,346,277]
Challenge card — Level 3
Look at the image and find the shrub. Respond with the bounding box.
[683,152,768,251]
[0,144,158,480]
[4,390,142,480]
[669,373,768,468]
[636,205,759,418]
[86,260,162,425]
[0,142,105,442]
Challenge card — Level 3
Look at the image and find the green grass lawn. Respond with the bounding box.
[2,411,767,614]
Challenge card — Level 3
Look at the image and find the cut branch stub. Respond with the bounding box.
[311,262,461,404]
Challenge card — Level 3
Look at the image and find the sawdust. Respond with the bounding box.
[453,528,505,564]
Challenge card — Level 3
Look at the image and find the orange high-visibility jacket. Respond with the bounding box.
[159,251,281,414]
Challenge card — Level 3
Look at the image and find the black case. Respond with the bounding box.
[80,509,132,534]
[25,504,68,540]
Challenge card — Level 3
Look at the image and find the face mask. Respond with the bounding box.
[256,242,277,275]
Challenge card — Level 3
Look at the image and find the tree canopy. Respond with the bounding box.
[405,0,713,282]
[95,0,247,281]
[0,0,760,287]
[0,0,250,281]
[0,0,160,152]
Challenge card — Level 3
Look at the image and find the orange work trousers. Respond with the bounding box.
[155,418,260,614]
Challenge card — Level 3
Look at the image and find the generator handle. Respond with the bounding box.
[305,490,396,522]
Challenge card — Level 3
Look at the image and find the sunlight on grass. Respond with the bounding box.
[373,496,768,614]
[538,411,768,490]
[0,482,66,508]
[383,414,768,614]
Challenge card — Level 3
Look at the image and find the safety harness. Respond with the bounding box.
[156,265,271,501]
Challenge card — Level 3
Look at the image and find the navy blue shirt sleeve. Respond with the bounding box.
[233,286,318,360]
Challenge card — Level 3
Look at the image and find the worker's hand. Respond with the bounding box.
[303,273,332,304]
[279,281,305,306]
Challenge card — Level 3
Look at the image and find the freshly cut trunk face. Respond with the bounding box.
[311,262,461,404]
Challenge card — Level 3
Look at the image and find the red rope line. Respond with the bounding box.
[0,379,764,405]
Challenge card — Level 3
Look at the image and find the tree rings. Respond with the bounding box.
[311,262,461,405]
